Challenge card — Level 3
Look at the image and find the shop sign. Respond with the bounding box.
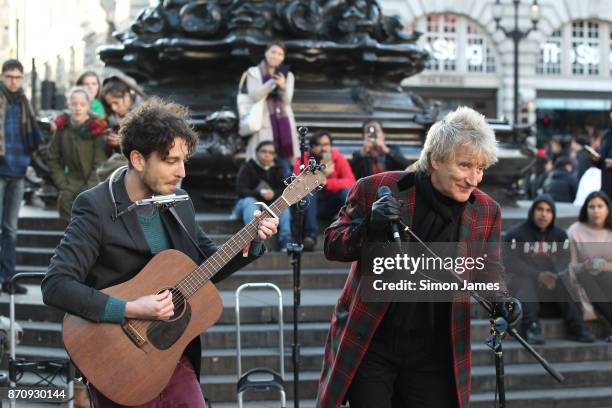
[425,39,486,66]
[541,42,612,65]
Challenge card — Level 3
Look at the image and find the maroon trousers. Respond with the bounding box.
[89,355,206,408]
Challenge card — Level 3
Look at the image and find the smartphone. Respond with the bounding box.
[367,126,376,142]
[584,145,601,161]
[275,64,290,77]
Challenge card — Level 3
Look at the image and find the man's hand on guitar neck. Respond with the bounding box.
[125,290,175,320]
[253,210,279,241]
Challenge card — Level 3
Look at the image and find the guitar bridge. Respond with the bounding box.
[122,322,147,348]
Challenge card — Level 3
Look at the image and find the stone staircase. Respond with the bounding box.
[2,208,612,408]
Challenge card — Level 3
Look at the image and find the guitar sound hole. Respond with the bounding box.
[158,287,186,320]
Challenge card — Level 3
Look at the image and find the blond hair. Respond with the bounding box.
[412,106,498,173]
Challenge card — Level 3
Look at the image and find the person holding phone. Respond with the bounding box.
[293,131,356,251]
[243,42,299,177]
[350,120,411,180]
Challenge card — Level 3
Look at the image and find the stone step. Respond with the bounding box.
[470,386,612,408]
[17,212,243,232]
[215,268,349,290]
[7,339,612,405]
[15,246,340,269]
[13,324,612,374]
[198,340,612,378]
[2,284,609,335]
[16,229,65,248]
[14,313,609,358]
[198,360,612,402]
[16,229,234,249]
[211,385,612,408]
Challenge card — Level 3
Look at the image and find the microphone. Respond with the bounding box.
[116,194,190,219]
[377,186,402,245]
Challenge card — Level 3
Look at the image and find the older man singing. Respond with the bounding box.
[316,107,520,408]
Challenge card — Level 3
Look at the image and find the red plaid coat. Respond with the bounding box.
[316,171,507,408]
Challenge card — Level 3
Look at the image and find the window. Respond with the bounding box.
[407,14,497,74]
[467,22,496,73]
[537,30,562,74]
[572,21,600,75]
[538,20,612,77]
[424,15,457,72]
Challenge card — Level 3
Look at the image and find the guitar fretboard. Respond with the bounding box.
[176,198,289,298]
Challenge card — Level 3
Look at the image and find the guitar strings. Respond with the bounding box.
[129,198,288,333]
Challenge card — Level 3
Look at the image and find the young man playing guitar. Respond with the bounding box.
[42,98,279,407]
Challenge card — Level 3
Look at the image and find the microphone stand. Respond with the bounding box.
[400,225,564,407]
[286,126,309,408]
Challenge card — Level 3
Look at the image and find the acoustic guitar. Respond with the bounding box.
[61,164,326,406]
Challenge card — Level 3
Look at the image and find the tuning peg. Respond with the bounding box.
[283,175,296,186]
[312,185,325,194]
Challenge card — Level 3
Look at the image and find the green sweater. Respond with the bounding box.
[102,208,264,323]
[102,208,170,323]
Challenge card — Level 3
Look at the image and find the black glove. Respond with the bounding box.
[369,194,402,236]
[492,297,523,330]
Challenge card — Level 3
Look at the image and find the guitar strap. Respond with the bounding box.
[167,206,210,261]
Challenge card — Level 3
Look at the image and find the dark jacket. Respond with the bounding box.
[543,169,577,203]
[236,159,285,203]
[576,149,593,181]
[503,194,570,279]
[350,146,410,180]
[317,171,507,408]
[41,171,264,378]
[599,127,612,199]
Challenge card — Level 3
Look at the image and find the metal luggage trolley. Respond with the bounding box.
[7,272,74,408]
[235,283,286,408]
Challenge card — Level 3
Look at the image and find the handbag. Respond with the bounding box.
[237,71,265,137]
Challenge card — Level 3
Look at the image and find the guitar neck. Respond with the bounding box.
[177,197,290,298]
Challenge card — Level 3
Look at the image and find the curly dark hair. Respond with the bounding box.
[578,191,612,230]
[2,59,23,73]
[309,129,333,148]
[120,97,198,166]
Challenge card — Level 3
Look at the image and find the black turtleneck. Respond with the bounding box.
[380,172,468,335]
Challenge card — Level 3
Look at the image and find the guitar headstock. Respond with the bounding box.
[282,161,326,206]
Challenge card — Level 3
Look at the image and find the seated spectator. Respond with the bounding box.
[504,194,594,344]
[293,130,355,251]
[350,120,410,180]
[543,156,578,203]
[568,191,612,342]
[47,87,107,222]
[234,141,291,251]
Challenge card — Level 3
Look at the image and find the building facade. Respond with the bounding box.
[0,0,150,107]
[381,0,612,139]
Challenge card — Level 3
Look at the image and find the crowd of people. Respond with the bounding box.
[1,48,612,407]
[524,127,611,206]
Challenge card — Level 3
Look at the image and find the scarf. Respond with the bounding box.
[259,61,294,158]
[413,171,467,243]
[382,172,468,334]
[0,82,36,158]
